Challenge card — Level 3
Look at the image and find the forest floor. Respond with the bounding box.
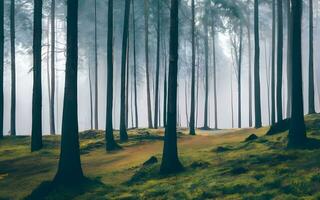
[1,115,320,200]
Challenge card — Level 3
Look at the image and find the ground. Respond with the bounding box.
[1,115,320,200]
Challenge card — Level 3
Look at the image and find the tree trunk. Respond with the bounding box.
[31,0,43,152]
[203,4,209,129]
[132,0,138,128]
[0,0,3,138]
[247,0,253,128]
[288,0,307,148]
[238,26,243,128]
[50,0,56,135]
[154,0,160,129]
[286,0,292,118]
[119,0,131,141]
[125,34,130,129]
[105,0,120,151]
[254,0,262,128]
[276,0,283,122]
[88,55,93,129]
[160,0,183,174]
[54,0,84,183]
[212,23,218,130]
[308,0,315,114]
[271,0,276,124]
[10,0,16,136]
[94,0,99,130]
[163,39,167,127]
[144,0,153,129]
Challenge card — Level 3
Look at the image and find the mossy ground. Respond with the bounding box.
[1,115,320,199]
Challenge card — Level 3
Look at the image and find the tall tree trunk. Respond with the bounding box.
[238,27,243,128]
[212,23,218,130]
[160,0,183,174]
[254,0,262,128]
[230,57,234,128]
[88,56,93,129]
[31,0,43,152]
[10,0,16,136]
[308,0,315,114]
[189,0,196,135]
[163,39,167,127]
[203,4,209,129]
[132,0,138,128]
[276,0,283,122]
[0,0,3,138]
[154,0,160,129]
[119,0,131,141]
[54,0,84,183]
[125,34,130,129]
[286,0,292,118]
[105,0,120,151]
[288,0,307,148]
[265,40,271,124]
[50,0,56,135]
[144,0,153,128]
[196,36,200,127]
[94,0,98,130]
[271,0,276,124]
[247,0,253,127]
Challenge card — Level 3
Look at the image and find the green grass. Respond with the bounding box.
[1,115,320,199]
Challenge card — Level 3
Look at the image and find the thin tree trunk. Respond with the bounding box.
[0,0,3,138]
[88,56,93,129]
[119,0,131,141]
[247,0,253,128]
[196,36,200,128]
[10,0,16,136]
[276,0,283,122]
[308,0,315,114]
[254,0,262,128]
[265,40,271,125]
[132,0,138,128]
[50,0,56,135]
[154,0,160,129]
[31,0,43,152]
[163,38,167,127]
[238,27,243,128]
[160,0,183,174]
[185,80,189,127]
[288,0,307,148]
[54,0,84,183]
[125,33,130,129]
[94,0,98,130]
[203,4,209,129]
[286,0,292,118]
[212,23,218,130]
[144,0,153,129]
[271,0,276,124]
[189,0,196,134]
[106,0,120,151]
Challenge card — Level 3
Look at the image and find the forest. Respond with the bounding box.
[0,0,320,199]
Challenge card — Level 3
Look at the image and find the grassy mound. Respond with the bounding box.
[0,115,320,199]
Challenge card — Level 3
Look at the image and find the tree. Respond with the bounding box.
[160,0,183,174]
[31,0,43,152]
[189,0,196,135]
[308,0,315,114]
[288,0,307,148]
[54,0,84,183]
[212,14,218,130]
[105,0,120,151]
[154,0,160,129]
[246,0,253,128]
[94,0,98,129]
[286,0,292,118]
[271,0,276,124]
[50,0,56,135]
[10,0,16,136]
[0,0,3,138]
[119,0,131,141]
[144,0,153,129]
[203,1,210,130]
[276,0,283,122]
[254,0,262,128]
[132,0,138,128]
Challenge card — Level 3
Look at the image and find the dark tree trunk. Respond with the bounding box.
[276,0,283,122]
[254,0,262,128]
[288,0,307,148]
[132,0,138,128]
[125,34,130,129]
[271,0,276,124]
[163,40,167,127]
[119,0,131,141]
[286,0,292,118]
[31,0,43,152]
[189,0,196,135]
[144,0,153,129]
[94,0,98,130]
[10,0,16,136]
[203,4,209,129]
[308,0,315,114]
[154,0,160,129]
[0,0,3,138]
[88,56,93,129]
[54,0,84,183]
[238,27,243,129]
[212,23,218,130]
[50,0,56,135]
[105,0,120,151]
[247,0,253,128]
[160,0,183,174]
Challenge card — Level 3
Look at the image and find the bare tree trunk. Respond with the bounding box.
[238,27,243,128]
[203,4,209,129]
[271,0,276,124]
[212,23,218,130]
[247,0,253,128]
[154,0,160,129]
[286,0,292,118]
[308,0,315,114]
[94,0,99,130]
[125,34,130,129]
[276,0,283,122]
[0,0,3,138]
[132,0,138,128]
[10,0,16,136]
[50,0,56,135]
[189,0,196,134]
[88,56,93,129]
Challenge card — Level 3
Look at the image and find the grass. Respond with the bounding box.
[0,115,320,199]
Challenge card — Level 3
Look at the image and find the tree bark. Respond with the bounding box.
[212,22,218,130]
[271,0,276,124]
[119,0,131,141]
[308,0,315,114]
[50,0,56,135]
[0,0,3,138]
[286,0,292,118]
[203,3,209,129]
[276,0,283,122]
[10,0,16,136]
[288,0,307,148]
[54,0,84,183]
[247,0,253,128]
[132,0,138,128]
[94,0,98,130]
[154,0,160,129]
[254,0,262,128]
[160,0,183,174]
[31,0,43,152]
[238,26,243,128]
